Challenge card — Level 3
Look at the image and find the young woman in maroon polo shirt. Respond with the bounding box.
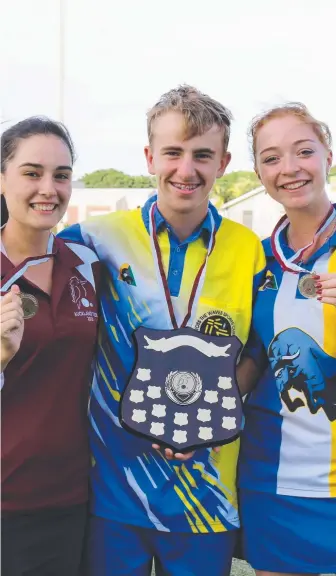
[0,118,100,576]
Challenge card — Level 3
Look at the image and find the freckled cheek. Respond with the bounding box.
[309,159,326,180]
[259,168,277,191]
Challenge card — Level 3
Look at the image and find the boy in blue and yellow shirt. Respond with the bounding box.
[61,85,265,576]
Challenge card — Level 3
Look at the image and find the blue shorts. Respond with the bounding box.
[86,515,236,576]
[240,489,336,574]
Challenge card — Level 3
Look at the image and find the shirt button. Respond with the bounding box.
[173,270,178,276]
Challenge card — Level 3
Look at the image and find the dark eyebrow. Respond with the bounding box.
[194,148,216,156]
[19,162,73,171]
[260,139,316,156]
[161,146,215,156]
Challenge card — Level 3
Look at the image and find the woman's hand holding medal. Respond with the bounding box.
[315,273,336,306]
[1,285,24,371]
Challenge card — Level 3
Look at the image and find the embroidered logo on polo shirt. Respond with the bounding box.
[259,270,278,291]
[194,310,235,337]
[118,263,136,286]
[69,276,97,321]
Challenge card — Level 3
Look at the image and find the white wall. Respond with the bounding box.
[61,188,155,226]
[220,191,284,238]
[220,184,336,239]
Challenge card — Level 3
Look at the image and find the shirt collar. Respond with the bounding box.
[0,236,83,279]
[141,193,222,246]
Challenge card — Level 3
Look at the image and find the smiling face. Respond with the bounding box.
[144,111,231,221]
[1,134,72,231]
[254,114,333,212]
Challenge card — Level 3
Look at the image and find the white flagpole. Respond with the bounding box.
[59,0,65,123]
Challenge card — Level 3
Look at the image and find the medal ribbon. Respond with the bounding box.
[0,234,55,293]
[148,202,216,329]
[271,204,336,273]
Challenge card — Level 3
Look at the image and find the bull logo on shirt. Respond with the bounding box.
[268,328,336,421]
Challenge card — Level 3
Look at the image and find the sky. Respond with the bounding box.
[2,0,336,180]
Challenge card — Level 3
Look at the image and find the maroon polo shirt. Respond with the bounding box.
[1,238,100,512]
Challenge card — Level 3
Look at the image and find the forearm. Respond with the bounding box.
[237,356,261,396]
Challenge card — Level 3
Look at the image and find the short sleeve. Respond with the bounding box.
[252,239,267,300]
[242,326,268,372]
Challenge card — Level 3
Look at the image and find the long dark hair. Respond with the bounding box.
[1,117,75,226]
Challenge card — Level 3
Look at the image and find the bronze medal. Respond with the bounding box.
[20,293,39,319]
[298,274,317,299]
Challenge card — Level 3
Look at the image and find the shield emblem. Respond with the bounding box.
[120,326,243,452]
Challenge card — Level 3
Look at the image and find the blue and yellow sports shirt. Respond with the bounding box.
[60,195,266,533]
[240,217,336,498]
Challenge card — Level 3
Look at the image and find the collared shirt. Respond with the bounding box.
[240,210,336,498]
[142,195,222,296]
[1,237,100,512]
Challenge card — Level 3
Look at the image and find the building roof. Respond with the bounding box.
[220,183,336,209]
[220,186,265,209]
[67,188,155,211]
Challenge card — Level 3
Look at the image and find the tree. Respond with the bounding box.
[329,165,336,178]
[81,167,260,202]
[211,171,261,204]
[81,169,156,188]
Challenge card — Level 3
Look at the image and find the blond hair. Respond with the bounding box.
[249,102,332,167]
[147,85,233,152]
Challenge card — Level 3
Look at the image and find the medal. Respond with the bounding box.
[20,293,39,319]
[271,204,336,298]
[298,274,317,299]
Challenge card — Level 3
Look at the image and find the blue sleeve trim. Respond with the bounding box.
[242,327,268,371]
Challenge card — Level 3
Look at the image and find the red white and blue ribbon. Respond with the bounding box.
[271,204,336,273]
